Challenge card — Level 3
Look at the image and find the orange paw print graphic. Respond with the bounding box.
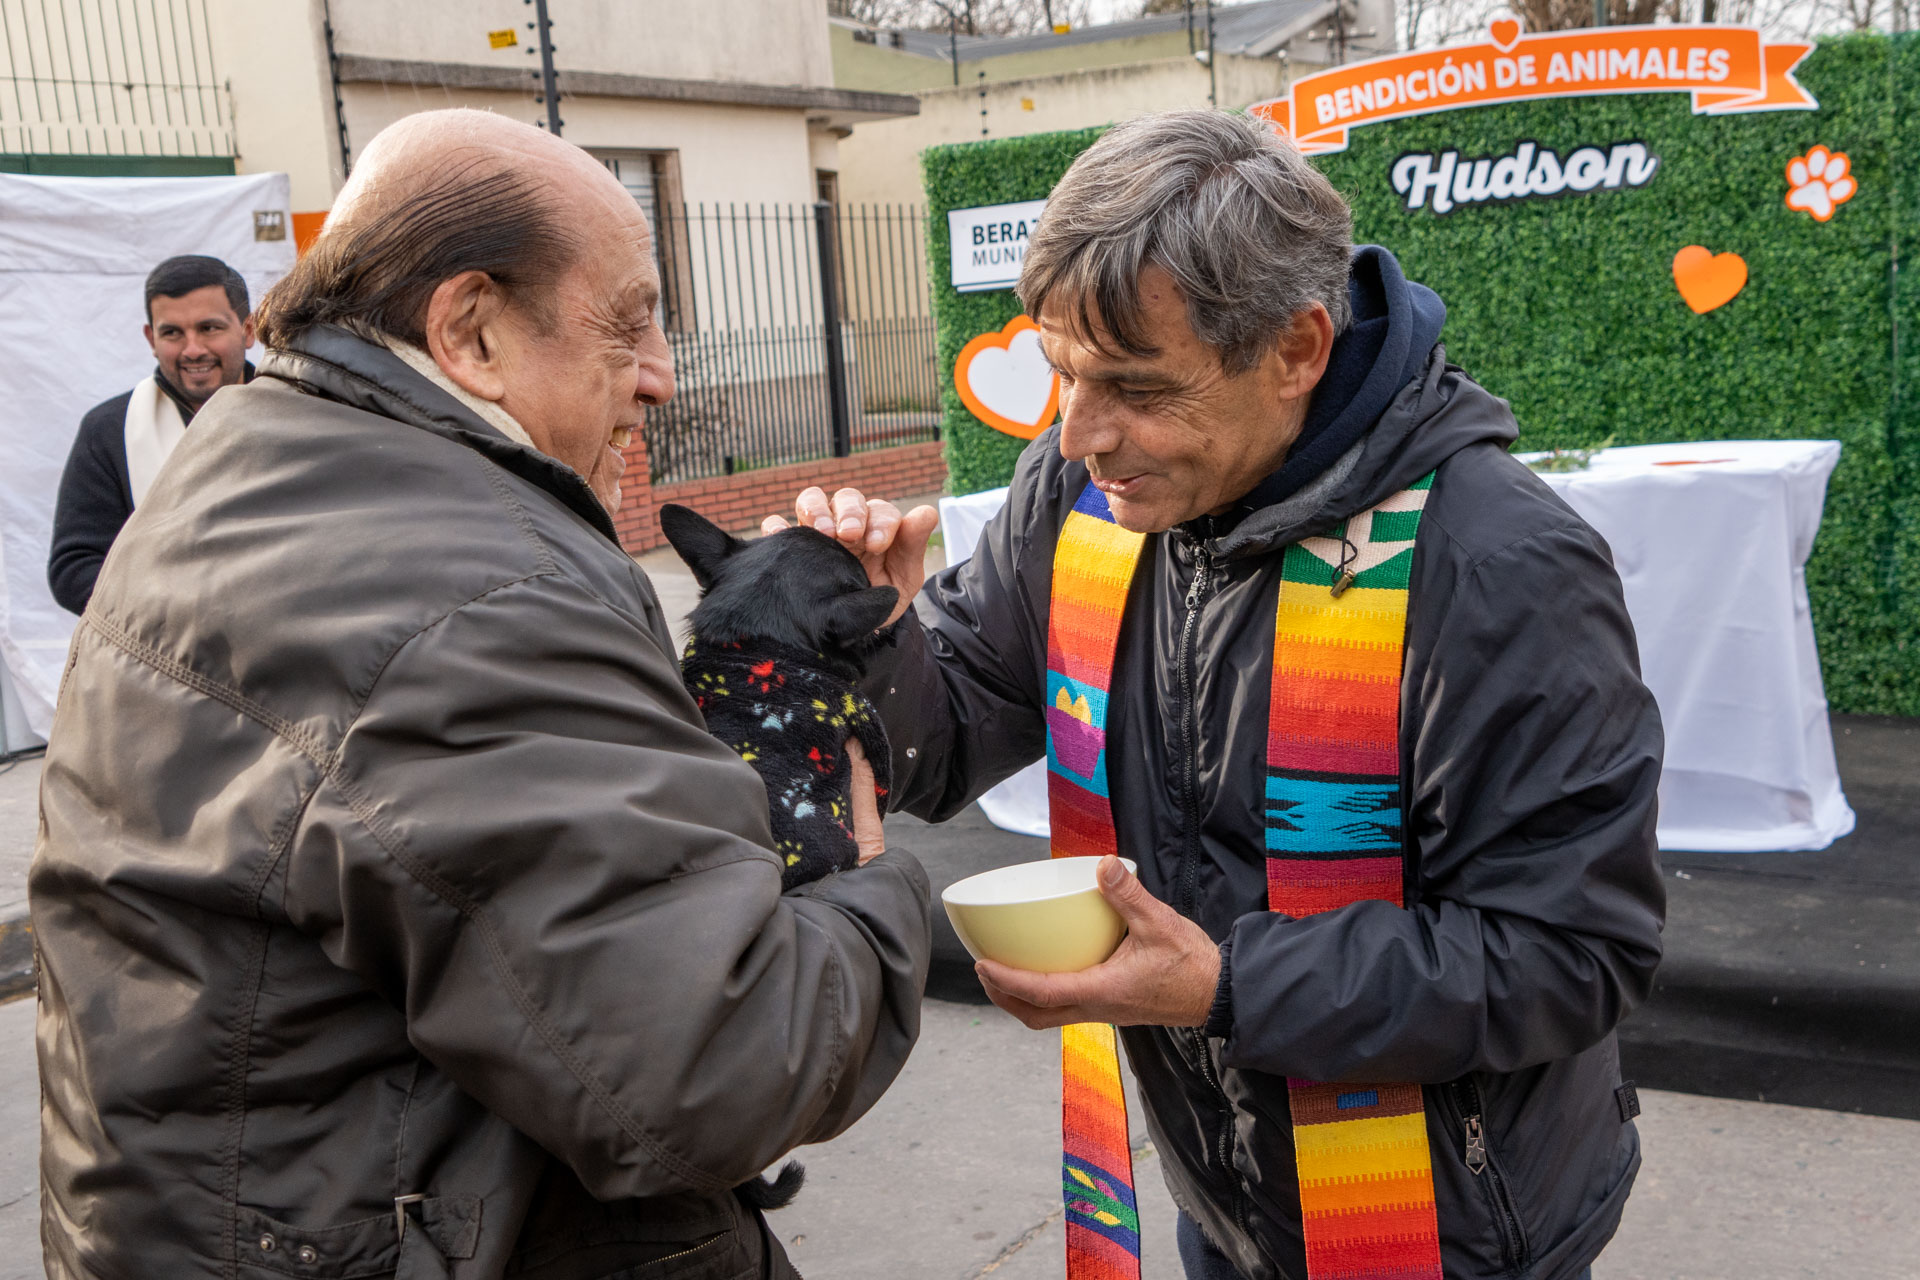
[1785,146,1856,222]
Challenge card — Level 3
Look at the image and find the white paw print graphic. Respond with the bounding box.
[1785,146,1856,222]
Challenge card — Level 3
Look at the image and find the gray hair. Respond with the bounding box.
[1016,110,1353,375]
[256,162,577,351]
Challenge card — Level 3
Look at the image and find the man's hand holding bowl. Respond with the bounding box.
[974,854,1221,1030]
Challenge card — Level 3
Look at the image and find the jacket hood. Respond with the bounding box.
[1243,245,1445,509]
[1203,248,1520,562]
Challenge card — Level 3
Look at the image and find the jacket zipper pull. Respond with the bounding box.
[1185,550,1211,610]
[1463,1114,1488,1175]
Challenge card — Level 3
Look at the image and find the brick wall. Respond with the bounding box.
[610,431,661,551]
[612,439,948,553]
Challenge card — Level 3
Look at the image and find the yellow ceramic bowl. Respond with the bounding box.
[941,857,1137,974]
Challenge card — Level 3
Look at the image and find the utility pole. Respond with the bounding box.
[1205,0,1217,106]
[1593,0,1607,27]
[526,0,562,135]
[931,0,962,85]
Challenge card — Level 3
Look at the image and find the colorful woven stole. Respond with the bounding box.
[1267,473,1443,1280]
[1043,475,1443,1280]
[1045,484,1146,1280]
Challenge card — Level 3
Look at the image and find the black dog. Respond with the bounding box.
[659,504,899,892]
[659,505,899,1214]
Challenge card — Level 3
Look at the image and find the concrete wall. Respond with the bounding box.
[833,27,962,94]
[188,0,853,225]
[337,86,822,210]
[205,0,341,213]
[3,0,842,217]
[830,22,1199,93]
[328,0,834,90]
[836,54,1299,206]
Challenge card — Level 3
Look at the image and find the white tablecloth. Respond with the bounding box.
[938,439,1856,853]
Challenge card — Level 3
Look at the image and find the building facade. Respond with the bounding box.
[829,0,1397,205]
[2,0,949,548]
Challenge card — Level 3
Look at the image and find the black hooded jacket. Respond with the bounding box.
[48,364,253,616]
[863,248,1665,1280]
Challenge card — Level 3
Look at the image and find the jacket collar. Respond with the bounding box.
[154,360,255,427]
[256,324,620,546]
[1190,343,1518,563]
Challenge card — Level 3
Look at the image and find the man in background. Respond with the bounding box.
[46,253,254,614]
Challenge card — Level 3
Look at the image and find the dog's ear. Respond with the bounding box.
[823,585,900,647]
[658,504,742,593]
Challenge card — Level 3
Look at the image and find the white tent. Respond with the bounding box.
[0,171,295,746]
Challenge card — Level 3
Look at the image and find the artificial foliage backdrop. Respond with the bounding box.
[921,33,1920,714]
[923,126,1105,498]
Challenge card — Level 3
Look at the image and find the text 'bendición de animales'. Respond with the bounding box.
[1316,47,1735,125]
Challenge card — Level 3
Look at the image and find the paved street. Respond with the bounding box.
[0,978,1912,1277]
[0,755,35,925]
[0,997,32,1274]
[770,999,1920,1280]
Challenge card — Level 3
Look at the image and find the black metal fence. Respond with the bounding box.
[646,201,941,486]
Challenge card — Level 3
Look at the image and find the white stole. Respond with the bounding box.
[122,375,188,508]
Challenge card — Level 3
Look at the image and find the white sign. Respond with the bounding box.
[947,199,1046,293]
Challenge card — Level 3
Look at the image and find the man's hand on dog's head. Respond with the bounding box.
[762,487,938,629]
[846,739,886,865]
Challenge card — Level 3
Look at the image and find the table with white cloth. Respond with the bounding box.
[937,439,1855,853]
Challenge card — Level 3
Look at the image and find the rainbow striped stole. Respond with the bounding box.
[1267,472,1442,1280]
[1043,475,1442,1280]
[1045,484,1146,1280]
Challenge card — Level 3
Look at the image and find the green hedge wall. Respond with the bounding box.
[923,126,1106,497]
[922,34,1920,714]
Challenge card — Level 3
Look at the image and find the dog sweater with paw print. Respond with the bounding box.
[681,638,893,891]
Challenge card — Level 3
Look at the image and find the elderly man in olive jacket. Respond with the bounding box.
[30,110,930,1279]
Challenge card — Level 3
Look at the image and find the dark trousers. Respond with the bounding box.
[1174,1214,1242,1280]
[1176,1214,1593,1280]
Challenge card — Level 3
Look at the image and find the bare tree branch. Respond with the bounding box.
[829,0,1095,35]
[1397,0,1882,47]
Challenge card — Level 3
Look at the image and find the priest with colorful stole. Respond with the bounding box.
[765,109,1665,1280]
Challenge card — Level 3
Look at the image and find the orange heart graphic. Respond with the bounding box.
[1489,16,1522,49]
[954,315,1060,440]
[1672,246,1748,315]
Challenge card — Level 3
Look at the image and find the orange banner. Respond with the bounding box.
[1250,23,1814,156]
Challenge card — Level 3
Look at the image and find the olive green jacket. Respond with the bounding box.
[32,324,930,1279]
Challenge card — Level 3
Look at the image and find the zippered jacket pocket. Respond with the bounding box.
[1442,1077,1532,1275]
